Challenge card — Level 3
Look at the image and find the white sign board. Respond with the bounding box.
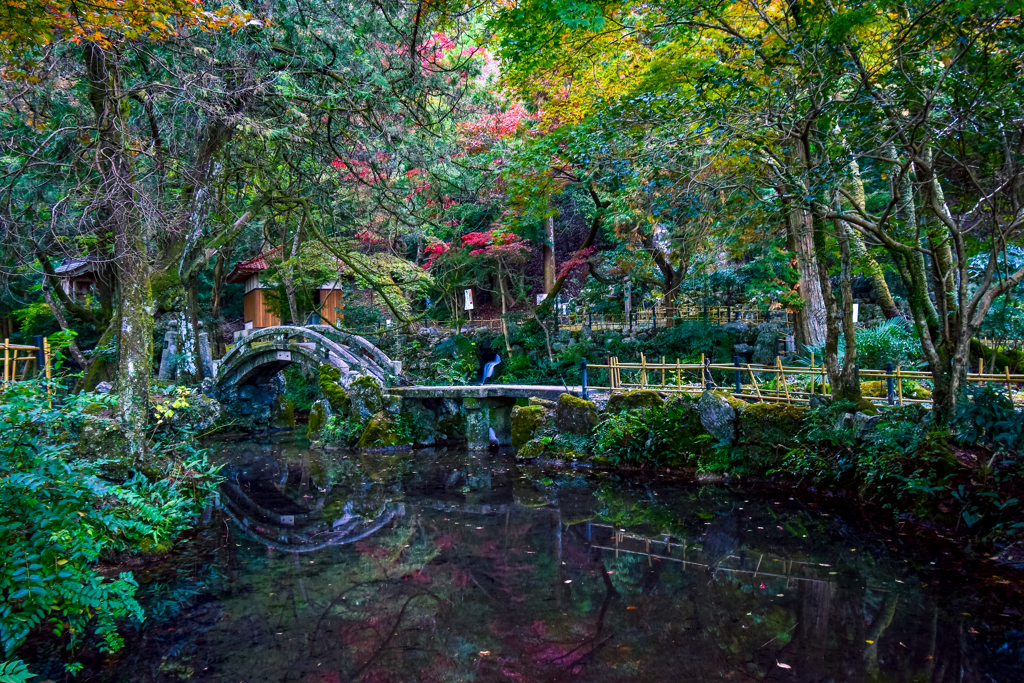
[276,350,292,361]
[464,288,474,310]
[852,303,860,323]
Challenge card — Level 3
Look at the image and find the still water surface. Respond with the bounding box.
[99,434,1024,682]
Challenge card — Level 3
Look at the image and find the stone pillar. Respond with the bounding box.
[158,327,178,380]
[463,397,491,451]
[198,329,214,378]
[490,401,513,446]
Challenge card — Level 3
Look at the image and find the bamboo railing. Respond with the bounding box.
[582,353,1023,407]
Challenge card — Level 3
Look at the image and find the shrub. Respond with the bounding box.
[594,400,703,466]
[955,385,1023,453]
[0,380,220,677]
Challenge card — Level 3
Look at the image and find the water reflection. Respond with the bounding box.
[98,435,1024,683]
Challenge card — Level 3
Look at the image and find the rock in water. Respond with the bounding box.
[554,393,599,435]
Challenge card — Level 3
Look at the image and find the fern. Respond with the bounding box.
[0,660,33,683]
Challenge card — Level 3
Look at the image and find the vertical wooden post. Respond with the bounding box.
[3,338,8,384]
[979,358,984,375]
[896,365,903,406]
[1007,366,1014,400]
[810,352,815,394]
[661,356,666,388]
[640,353,647,388]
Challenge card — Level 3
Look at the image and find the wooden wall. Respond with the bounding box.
[243,289,280,328]
[318,289,344,324]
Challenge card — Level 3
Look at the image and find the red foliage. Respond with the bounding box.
[556,246,598,279]
[422,241,450,269]
[355,229,383,245]
[457,105,538,153]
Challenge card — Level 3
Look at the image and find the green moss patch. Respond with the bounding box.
[605,390,664,413]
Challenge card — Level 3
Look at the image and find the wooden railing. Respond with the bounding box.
[580,353,1023,407]
[2,338,51,384]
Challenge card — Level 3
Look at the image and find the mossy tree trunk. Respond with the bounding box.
[86,44,152,457]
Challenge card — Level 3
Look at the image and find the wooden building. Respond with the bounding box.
[54,258,99,302]
[225,248,345,329]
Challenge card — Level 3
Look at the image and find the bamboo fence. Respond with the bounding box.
[1,338,52,404]
[585,352,1023,407]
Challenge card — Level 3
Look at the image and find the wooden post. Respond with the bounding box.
[3,338,8,384]
[777,357,791,403]
[661,356,666,388]
[979,358,984,375]
[896,365,903,406]
[640,353,647,388]
[676,359,682,392]
[748,365,763,402]
[1007,366,1014,400]
[810,352,815,394]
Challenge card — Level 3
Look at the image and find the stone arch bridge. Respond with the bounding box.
[215,325,401,393]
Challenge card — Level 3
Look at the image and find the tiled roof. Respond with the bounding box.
[225,246,282,283]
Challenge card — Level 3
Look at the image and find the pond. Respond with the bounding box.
[95,434,1023,682]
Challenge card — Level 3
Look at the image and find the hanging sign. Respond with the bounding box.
[464,289,474,310]
[852,303,860,323]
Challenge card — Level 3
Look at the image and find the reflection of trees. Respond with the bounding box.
[124,444,1024,683]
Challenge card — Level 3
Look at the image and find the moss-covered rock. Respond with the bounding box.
[512,405,549,450]
[529,397,556,408]
[437,410,466,441]
[73,416,128,460]
[357,411,412,449]
[554,393,599,435]
[307,398,332,439]
[271,395,296,428]
[860,380,931,400]
[406,402,439,445]
[737,403,807,469]
[318,365,349,414]
[349,375,384,422]
[605,389,664,414]
[698,390,748,445]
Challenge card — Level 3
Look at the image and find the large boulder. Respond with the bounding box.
[605,390,664,414]
[512,405,549,450]
[737,403,807,468]
[348,375,384,422]
[307,398,332,439]
[357,411,413,450]
[752,322,789,365]
[698,390,747,445]
[554,393,599,435]
[318,365,349,414]
[406,401,439,445]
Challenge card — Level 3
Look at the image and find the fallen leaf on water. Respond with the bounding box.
[777,661,792,669]
[479,651,490,656]
[760,583,766,589]
[627,606,637,610]
[969,628,978,634]
[866,640,874,644]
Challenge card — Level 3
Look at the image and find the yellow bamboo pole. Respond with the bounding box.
[3,338,8,384]
[640,353,647,388]
[777,356,791,404]
[661,356,666,388]
[747,365,763,402]
[979,358,984,375]
[810,352,815,394]
[44,339,52,408]
[676,359,682,392]
[1007,366,1014,399]
[896,366,903,406]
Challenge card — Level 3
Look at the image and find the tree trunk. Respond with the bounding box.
[542,215,556,293]
[86,44,152,458]
[847,159,899,318]
[786,200,827,348]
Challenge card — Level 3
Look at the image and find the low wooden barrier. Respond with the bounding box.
[1,338,51,384]
[579,353,1023,407]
